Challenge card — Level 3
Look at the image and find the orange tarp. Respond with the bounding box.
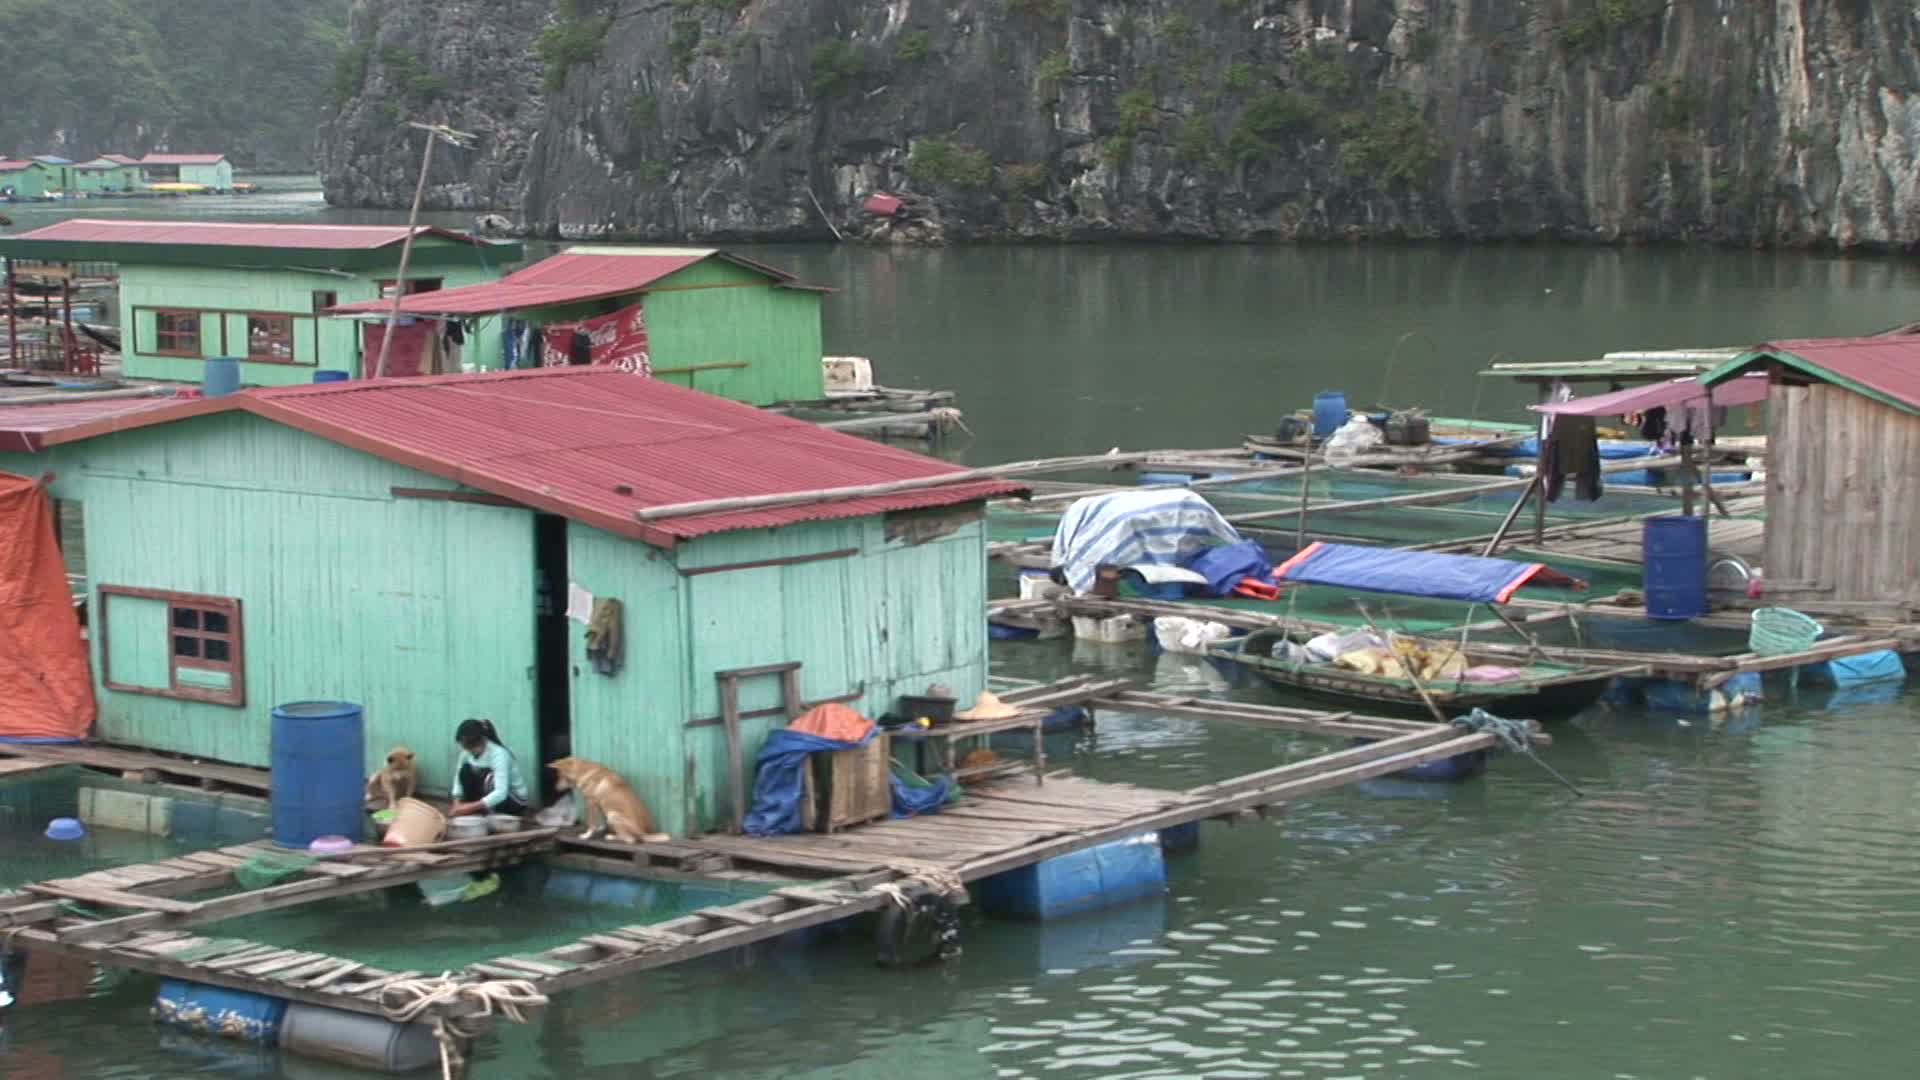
[786,702,874,743]
[0,471,94,741]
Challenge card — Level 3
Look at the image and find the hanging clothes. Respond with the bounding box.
[1637,406,1667,442]
[1538,380,1573,441]
[1541,418,1602,503]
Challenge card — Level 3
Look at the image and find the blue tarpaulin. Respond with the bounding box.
[743,728,954,836]
[1273,541,1580,603]
[1183,540,1273,596]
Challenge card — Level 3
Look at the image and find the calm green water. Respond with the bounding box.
[6,188,1920,1078]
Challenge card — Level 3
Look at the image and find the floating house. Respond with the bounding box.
[139,153,233,191]
[0,159,46,199]
[1702,337,1920,605]
[31,155,75,193]
[0,220,522,385]
[0,368,1018,836]
[327,247,830,405]
[72,156,142,194]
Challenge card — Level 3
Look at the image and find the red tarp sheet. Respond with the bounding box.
[361,321,436,378]
[540,302,651,375]
[1531,373,1770,417]
[0,471,94,741]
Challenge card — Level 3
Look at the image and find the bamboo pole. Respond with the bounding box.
[372,131,436,380]
[634,450,1193,521]
[1480,472,1541,557]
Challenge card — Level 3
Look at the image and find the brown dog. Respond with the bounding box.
[364,746,417,809]
[548,756,667,843]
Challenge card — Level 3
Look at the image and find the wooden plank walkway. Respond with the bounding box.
[2,832,559,1020]
[0,741,269,793]
[517,725,1499,996]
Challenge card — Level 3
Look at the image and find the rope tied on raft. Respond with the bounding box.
[379,974,548,1080]
[1450,708,1585,798]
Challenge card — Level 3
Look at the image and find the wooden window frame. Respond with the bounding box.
[151,309,202,358]
[245,312,297,363]
[97,585,246,707]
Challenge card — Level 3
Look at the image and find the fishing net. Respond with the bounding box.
[234,851,317,891]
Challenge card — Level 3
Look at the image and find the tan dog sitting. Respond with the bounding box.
[548,756,668,843]
[364,746,417,809]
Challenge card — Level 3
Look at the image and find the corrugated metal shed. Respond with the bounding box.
[27,369,1024,544]
[0,396,207,453]
[327,247,826,317]
[1703,336,1920,415]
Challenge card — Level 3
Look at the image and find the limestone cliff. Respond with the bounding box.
[319,1,1920,249]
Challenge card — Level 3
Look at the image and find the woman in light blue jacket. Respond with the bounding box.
[447,718,530,817]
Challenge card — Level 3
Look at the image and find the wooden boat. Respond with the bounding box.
[1215,627,1629,721]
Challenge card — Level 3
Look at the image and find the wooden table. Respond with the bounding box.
[893,712,1047,786]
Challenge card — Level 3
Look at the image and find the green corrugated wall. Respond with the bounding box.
[118,244,509,386]
[3,416,989,838]
[1,414,537,794]
[643,260,825,405]
[671,515,989,834]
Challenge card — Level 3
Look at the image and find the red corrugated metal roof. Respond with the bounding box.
[327,248,815,316]
[6,218,487,251]
[0,395,208,453]
[1705,336,1920,413]
[140,153,227,165]
[0,160,31,172]
[27,370,1023,546]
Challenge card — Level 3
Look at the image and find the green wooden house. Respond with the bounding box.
[0,219,522,386]
[138,153,234,190]
[0,369,1017,836]
[328,247,830,405]
[0,159,47,199]
[73,156,142,194]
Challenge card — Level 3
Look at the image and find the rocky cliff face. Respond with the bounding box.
[320,0,1920,249]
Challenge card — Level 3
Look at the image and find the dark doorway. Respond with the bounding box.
[533,513,572,802]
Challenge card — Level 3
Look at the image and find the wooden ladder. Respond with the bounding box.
[714,662,803,833]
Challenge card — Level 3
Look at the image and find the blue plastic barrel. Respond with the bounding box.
[203,357,241,398]
[1643,515,1708,620]
[270,701,366,848]
[1312,390,1348,436]
[155,979,288,1044]
[313,369,350,384]
[974,833,1166,919]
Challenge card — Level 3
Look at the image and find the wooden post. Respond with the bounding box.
[1294,427,1313,551]
[719,677,745,833]
[373,130,437,380]
[60,276,73,374]
[5,257,16,367]
[1533,380,1551,544]
[1700,385,1715,519]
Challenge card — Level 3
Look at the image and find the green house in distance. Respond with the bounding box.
[0,369,1017,836]
[0,159,47,199]
[328,246,831,405]
[73,156,143,194]
[138,153,234,191]
[0,219,523,385]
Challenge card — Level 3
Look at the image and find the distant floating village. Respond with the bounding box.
[0,153,243,201]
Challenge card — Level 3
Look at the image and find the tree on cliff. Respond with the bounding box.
[0,0,350,169]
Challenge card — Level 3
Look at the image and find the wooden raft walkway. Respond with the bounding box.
[2,832,556,1020]
[502,720,1503,997]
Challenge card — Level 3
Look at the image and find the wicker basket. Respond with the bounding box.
[1749,607,1823,655]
